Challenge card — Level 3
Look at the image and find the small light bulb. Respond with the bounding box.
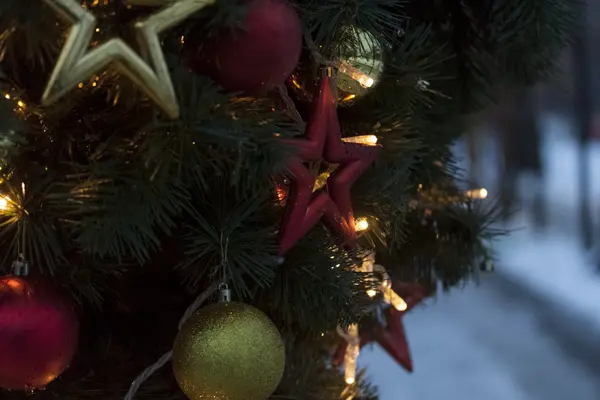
[385,288,408,311]
[466,188,488,199]
[365,78,375,87]
[355,217,369,232]
[367,289,377,297]
[342,135,378,146]
[17,101,25,108]
[0,197,7,210]
[345,377,355,385]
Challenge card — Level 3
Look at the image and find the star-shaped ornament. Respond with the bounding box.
[278,73,379,254]
[334,283,426,373]
[42,0,215,119]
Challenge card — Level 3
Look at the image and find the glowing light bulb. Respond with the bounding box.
[343,324,360,386]
[355,217,369,231]
[466,188,488,199]
[0,197,8,210]
[367,289,377,297]
[384,287,408,311]
[343,135,378,146]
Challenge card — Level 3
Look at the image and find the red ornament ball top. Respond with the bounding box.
[188,0,302,94]
[0,276,79,391]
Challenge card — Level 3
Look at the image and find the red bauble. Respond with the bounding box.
[0,276,78,390]
[188,0,302,94]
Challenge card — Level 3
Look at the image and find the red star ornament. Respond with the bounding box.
[333,283,426,373]
[278,75,379,254]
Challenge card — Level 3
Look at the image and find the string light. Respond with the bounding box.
[0,183,27,218]
[343,324,360,385]
[466,188,488,199]
[0,196,8,211]
[313,171,332,192]
[342,135,378,146]
[3,90,28,113]
[0,194,17,215]
[354,217,369,232]
[360,252,408,311]
[337,252,409,386]
[337,61,375,88]
[276,186,286,202]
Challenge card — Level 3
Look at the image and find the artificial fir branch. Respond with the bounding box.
[0,0,575,398]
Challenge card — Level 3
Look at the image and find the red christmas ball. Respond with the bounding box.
[188,0,302,94]
[0,276,78,390]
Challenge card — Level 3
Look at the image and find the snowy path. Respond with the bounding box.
[360,113,600,399]
[457,114,600,334]
[361,276,600,400]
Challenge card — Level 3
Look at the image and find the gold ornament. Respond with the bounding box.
[335,27,384,104]
[41,0,215,119]
[172,301,285,400]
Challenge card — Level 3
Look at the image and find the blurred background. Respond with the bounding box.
[358,2,600,399]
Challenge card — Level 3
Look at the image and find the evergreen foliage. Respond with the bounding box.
[0,0,578,398]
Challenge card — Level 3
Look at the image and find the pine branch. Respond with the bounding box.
[142,68,300,191]
[299,0,406,57]
[0,1,62,73]
[272,334,378,400]
[43,156,190,264]
[379,193,505,291]
[491,0,582,84]
[261,230,371,333]
[356,23,452,123]
[0,176,67,273]
[177,173,280,297]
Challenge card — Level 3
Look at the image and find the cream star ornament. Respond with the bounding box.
[128,0,175,5]
[41,0,215,119]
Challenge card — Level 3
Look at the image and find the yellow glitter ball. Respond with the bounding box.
[172,301,285,400]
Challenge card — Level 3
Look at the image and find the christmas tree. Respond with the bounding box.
[0,0,578,399]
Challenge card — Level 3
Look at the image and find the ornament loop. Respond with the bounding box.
[11,253,29,277]
[218,283,231,303]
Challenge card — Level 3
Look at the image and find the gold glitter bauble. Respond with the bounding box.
[335,27,384,103]
[172,301,285,400]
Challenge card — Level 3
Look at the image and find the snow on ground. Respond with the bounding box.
[486,114,600,334]
[361,276,600,400]
[360,114,600,399]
